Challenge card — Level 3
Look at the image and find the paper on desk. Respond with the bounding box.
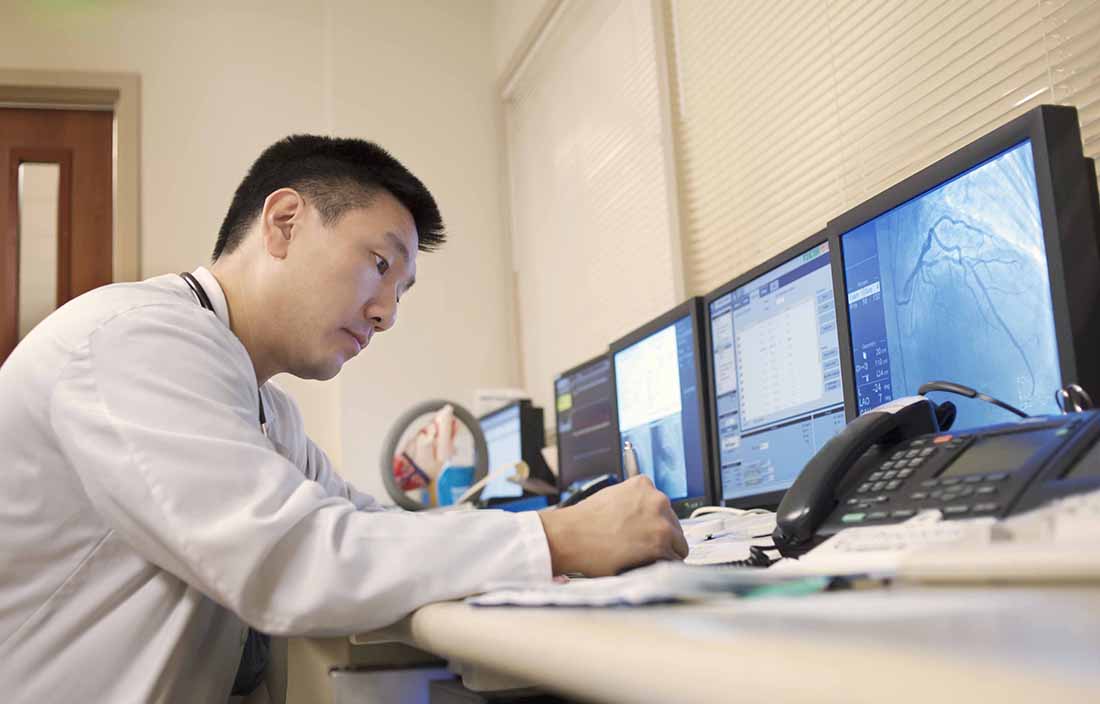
[681,511,777,543]
[898,541,1100,583]
[898,488,1100,583]
[467,561,821,607]
[684,532,776,566]
[684,534,756,566]
[993,487,1100,543]
[682,511,778,565]
[770,510,995,578]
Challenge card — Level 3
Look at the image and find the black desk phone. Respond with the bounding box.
[773,396,1100,556]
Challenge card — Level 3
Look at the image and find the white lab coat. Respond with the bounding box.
[0,268,551,703]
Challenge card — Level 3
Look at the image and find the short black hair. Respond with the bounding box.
[213,135,445,260]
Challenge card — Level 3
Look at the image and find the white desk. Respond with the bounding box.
[348,585,1100,703]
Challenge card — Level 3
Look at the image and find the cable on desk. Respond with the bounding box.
[709,545,776,568]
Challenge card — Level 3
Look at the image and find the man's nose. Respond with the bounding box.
[373,309,396,332]
[365,294,398,332]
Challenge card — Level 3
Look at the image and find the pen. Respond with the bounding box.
[623,440,640,478]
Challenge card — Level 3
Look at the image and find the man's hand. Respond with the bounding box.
[537,475,689,577]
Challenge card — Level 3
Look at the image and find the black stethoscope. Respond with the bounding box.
[179,272,268,436]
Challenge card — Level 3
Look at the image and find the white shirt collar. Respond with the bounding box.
[189,266,231,329]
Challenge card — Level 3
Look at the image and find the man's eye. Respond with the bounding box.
[374,254,390,276]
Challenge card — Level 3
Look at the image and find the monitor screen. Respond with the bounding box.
[612,315,707,502]
[707,242,846,503]
[841,139,1062,428]
[555,356,617,492]
[479,404,523,500]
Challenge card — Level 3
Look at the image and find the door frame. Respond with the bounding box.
[0,69,140,282]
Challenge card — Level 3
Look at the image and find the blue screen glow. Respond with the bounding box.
[708,243,846,503]
[479,405,523,499]
[555,357,617,492]
[842,139,1061,428]
[613,316,706,501]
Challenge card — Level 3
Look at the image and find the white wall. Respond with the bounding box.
[492,0,556,78]
[328,0,520,496]
[0,0,518,498]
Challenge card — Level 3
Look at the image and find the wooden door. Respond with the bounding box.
[0,108,113,363]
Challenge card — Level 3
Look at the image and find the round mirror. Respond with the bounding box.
[380,400,488,511]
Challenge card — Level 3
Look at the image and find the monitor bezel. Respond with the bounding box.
[552,352,618,491]
[1086,157,1099,251]
[608,297,713,517]
[828,104,1100,423]
[701,230,846,510]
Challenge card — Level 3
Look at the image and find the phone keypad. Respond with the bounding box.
[828,418,1089,532]
[850,463,1012,520]
[930,487,972,499]
[842,435,979,519]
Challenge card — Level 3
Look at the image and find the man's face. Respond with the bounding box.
[275,190,418,380]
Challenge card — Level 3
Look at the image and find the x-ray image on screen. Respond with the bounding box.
[843,139,1062,428]
[613,314,706,503]
[623,415,688,498]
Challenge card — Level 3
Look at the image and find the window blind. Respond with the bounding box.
[671,0,1100,295]
[504,0,681,413]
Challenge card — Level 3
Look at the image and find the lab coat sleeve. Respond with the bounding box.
[50,304,552,636]
[263,383,382,511]
[302,436,383,511]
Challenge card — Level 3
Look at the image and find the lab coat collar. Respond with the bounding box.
[189,267,231,329]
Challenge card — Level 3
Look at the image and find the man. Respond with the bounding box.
[0,135,688,702]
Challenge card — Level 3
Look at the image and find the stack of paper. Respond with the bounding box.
[682,511,778,566]
[467,561,823,607]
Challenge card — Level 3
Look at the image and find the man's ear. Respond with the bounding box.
[260,188,304,260]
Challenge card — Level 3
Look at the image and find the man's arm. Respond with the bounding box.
[261,383,383,511]
[301,436,384,510]
[538,476,690,577]
[264,377,689,573]
[51,304,551,636]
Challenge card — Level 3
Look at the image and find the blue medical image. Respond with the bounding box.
[844,140,1062,428]
[623,414,688,499]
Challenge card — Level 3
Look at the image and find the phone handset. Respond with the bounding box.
[773,396,942,555]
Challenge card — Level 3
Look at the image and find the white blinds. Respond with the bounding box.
[504,0,680,413]
[1046,0,1100,168]
[671,0,1100,295]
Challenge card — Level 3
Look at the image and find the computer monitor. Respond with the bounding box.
[609,298,712,517]
[703,233,847,509]
[554,354,618,494]
[478,400,551,503]
[831,105,1100,429]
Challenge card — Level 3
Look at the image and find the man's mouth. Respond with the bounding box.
[343,328,369,352]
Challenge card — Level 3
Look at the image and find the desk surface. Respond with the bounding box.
[357,585,1100,703]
